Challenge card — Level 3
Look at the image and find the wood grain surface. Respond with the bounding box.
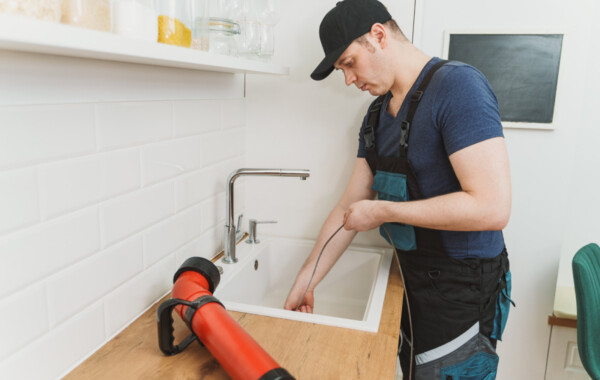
[65,255,403,380]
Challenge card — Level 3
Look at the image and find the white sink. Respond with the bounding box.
[213,237,393,332]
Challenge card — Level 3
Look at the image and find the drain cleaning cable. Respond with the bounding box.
[294,223,414,379]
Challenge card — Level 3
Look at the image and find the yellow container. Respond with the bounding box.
[156,0,192,48]
[158,14,191,47]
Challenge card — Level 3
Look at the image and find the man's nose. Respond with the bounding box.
[344,70,356,86]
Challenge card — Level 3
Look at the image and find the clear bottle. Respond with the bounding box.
[191,0,210,51]
[255,0,280,57]
[61,0,111,32]
[112,0,158,42]
[0,0,62,22]
[209,0,241,20]
[208,18,240,56]
[235,0,260,56]
[156,0,192,48]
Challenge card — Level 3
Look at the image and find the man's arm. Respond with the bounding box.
[344,137,511,231]
[284,158,375,313]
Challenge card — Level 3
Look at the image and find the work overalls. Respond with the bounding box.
[364,60,514,380]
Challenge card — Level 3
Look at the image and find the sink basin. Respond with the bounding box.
[213,237,393,332]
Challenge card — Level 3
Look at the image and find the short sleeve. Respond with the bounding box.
[434,65,504,156]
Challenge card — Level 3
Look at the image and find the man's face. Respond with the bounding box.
[333,37,389,96]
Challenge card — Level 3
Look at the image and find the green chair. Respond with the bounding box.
[572,243,600,380]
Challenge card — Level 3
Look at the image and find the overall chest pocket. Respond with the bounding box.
[372,170,417,251]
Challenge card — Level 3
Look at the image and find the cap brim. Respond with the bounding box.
[310,41,353,81]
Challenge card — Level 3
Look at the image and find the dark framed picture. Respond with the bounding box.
[443,30,564,129]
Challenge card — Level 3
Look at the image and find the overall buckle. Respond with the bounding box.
[400,121,410,147]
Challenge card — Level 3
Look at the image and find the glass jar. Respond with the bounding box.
[234,0,260,56]
[191,0,210,51]
[208,18,240,56]
[112,0,157,42]
[156,0,192,48]
[209,0,241,20]
[255,0,280,57]
[0,0,62,22]
[61,0,111,32]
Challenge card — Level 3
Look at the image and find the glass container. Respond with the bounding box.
[235,0,260,56]
[255,0,280,57]
[61,0,111,32]
[208,17,240,56]
[191,0,210,51]
[112,0,157,42]
[156,0,192,48]
[209,0,241,20]
[0,0,62,22]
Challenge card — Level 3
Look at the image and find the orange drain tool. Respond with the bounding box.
[157,257,294,380]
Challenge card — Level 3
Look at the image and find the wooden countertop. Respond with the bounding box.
[65,254,403,380]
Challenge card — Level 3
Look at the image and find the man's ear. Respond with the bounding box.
[370,23,387,48]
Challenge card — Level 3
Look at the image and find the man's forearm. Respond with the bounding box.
[295,203,358,290]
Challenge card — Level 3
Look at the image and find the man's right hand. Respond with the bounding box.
[284,284,314,313]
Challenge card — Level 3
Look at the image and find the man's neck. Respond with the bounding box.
[389,45,432,100]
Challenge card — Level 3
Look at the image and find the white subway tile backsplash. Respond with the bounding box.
[1,58,248,378]
[143,205,203,268]
[0,51,245,106]
[101,182,175,247]
[142,136,203,186]
[175,164,223,211]
[0,209,100,299]
[104,255,175,337]
[222,98,245,129]
[96,102,172,150]
[175,226,222,267]
[0,284,48,360]
[0,169,39,235]
[173,100,222,137]
[47,237,143,326]
[38,149,140,220]
[0,302,105,380]
[172,156,243,212]
[0,104,96,170]
[201,193,227,232]
[201,129,245,167]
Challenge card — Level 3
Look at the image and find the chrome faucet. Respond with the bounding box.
[223,168,310,263]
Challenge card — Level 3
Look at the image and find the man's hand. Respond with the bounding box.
[343,199,382,231]
[284,283,314,313]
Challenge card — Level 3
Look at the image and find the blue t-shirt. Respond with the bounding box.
[357,58,505,259]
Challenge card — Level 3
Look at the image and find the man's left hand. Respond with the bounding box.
[343,200,382,231]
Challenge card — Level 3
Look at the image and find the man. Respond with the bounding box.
[283,0,514,379]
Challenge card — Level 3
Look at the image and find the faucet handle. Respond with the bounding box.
[246,219,277,244]
[235,214,243,234]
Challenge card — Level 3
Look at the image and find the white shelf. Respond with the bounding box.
[0,13,289,75]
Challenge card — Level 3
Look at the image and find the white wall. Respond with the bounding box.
[245,1,599,379]
[0,51,246,379]
[555,0,600,288]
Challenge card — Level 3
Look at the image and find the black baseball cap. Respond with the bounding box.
[311,0,392,81]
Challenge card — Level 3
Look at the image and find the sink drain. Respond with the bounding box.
[254,260,258,271]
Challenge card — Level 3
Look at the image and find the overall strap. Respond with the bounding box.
[399,60,449,151]
[364,95,386,175]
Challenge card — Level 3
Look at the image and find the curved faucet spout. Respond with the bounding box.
[223,168,310,263]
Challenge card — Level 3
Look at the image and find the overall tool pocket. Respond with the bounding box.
[491,270,514,341]
[372,170,417,251]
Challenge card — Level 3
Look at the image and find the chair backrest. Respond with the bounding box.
[572,243,600,380]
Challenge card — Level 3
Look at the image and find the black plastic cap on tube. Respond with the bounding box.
[258,368,295,380]
[173,257,221,293]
